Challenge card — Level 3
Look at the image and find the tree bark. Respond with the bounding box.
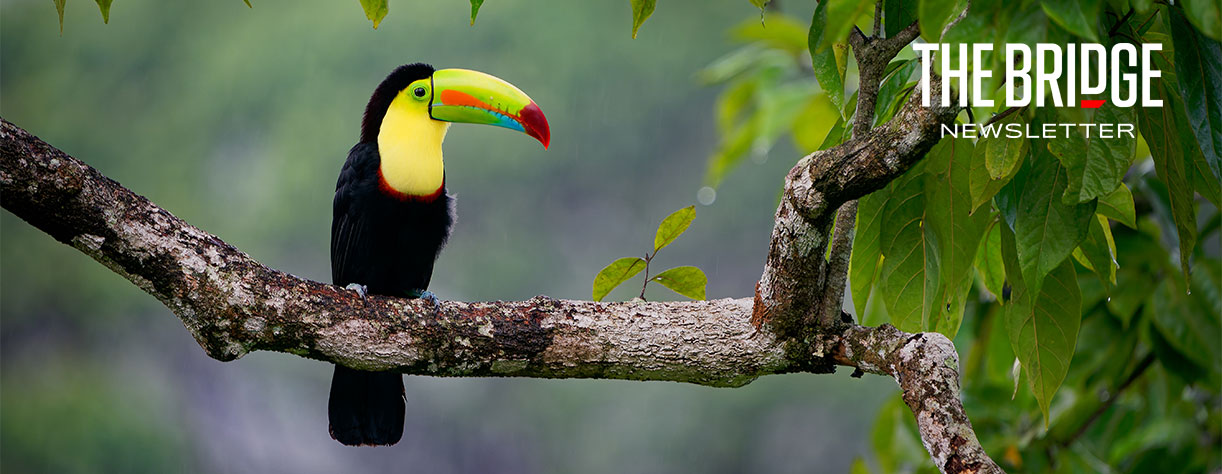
[751,68,959,339]
[815,20,924,328]
[1,106,998,472]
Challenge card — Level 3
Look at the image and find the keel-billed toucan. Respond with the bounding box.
[328,63,548,446]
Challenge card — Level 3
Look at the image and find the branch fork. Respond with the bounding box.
[1,50,995,472]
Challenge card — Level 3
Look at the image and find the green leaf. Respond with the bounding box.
[469,0,484,25]
[969,135,1026,214]
[730,13,808,54]
[974,220,1006,300]
[1148,323,1212,385]
[1048,103,1137,204]
[754,82,816,154]
[1169,6,1222,184]
[790,93,839,152]
[54,0,65,33]
[1012,151,1096,296]
[923,138,989,336]
[629,0,657,39]
[592,257,647,301]
[359,0,389,29]
[859,285,891,327]
[1097,183,1138,229]
[1182,0,1222,41]
[704,114,759,187]
[1194,258,1222,321]
[1040,0,1100,42]
[749,0,770,11]
[654,205,696,253]
[95,0,113,23]
[1107,229,1162,327]
[851,185,890,319]
[243,0,252,7]
[715,79,755,135]
[872,59,918,127]
[919,0,963,42]
[817,0,875,51]
[809,1,847,110]
[1147,278,1222,381]
[879,163,940,332]
[706,74,813,182]
[699,44,784,85]
[984,117,1029,180]
[982,309,1017,385]
[819,116,847,151]
[1137,81,1197,281]
[849,457,870,474]
[1073,215,1118,287]
[651,266,708,300]
[1191,146,1222,208]
[885,0,918,38]
[1004,228,1082,425]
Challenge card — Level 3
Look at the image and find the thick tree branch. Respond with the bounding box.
[753,70,958,338]
[1,116,997,473]
[815,20,924,329]
[849,21,920,138]
[833,325,999,472]
[816,200,858,327]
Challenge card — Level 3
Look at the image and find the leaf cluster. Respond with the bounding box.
[592,206,709,302]
[703,0,1220,471]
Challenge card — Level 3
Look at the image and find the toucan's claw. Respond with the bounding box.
[409,289,442,315]
[346,283,369,305]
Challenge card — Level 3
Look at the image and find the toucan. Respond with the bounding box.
[328,63,549,446]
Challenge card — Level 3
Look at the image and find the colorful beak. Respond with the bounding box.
[429,68,550,148]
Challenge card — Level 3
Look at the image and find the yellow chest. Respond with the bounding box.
[377,94,450,197]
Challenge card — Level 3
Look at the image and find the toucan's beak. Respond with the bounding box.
[429,68,550,148]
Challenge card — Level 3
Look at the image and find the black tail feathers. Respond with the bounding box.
[328,364,406,446]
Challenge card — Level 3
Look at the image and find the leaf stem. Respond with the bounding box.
[873,0,883,38]
[1106,8,1137,37]
[1131,10,1159,36]
[640,252,653,300]
[983,106,1025,126]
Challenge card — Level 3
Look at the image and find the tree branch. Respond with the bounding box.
[1,114,997,473]
[753,63,958,338]
[814,20,924,329]
[833,325,1001,472]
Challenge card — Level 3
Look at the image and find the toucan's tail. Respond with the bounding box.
[328,364,405,446]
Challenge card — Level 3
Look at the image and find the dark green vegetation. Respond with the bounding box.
[702,0,1219,472]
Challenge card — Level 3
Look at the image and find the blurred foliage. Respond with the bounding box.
[1,1,900,473]
[703,0,1220,472]
[6,0,1221,472]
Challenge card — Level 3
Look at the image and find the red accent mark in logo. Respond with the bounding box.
[1080,100,1106,108]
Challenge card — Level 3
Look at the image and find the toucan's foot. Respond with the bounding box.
[346,283,369,305]
[408,289,442,315]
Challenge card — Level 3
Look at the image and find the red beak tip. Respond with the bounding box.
[521,102,550,150]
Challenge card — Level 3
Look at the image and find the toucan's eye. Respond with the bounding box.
[413,87,427,98]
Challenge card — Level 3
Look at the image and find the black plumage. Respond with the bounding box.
[327,64,453,446]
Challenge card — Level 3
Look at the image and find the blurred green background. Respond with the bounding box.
[0,1,895,472]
